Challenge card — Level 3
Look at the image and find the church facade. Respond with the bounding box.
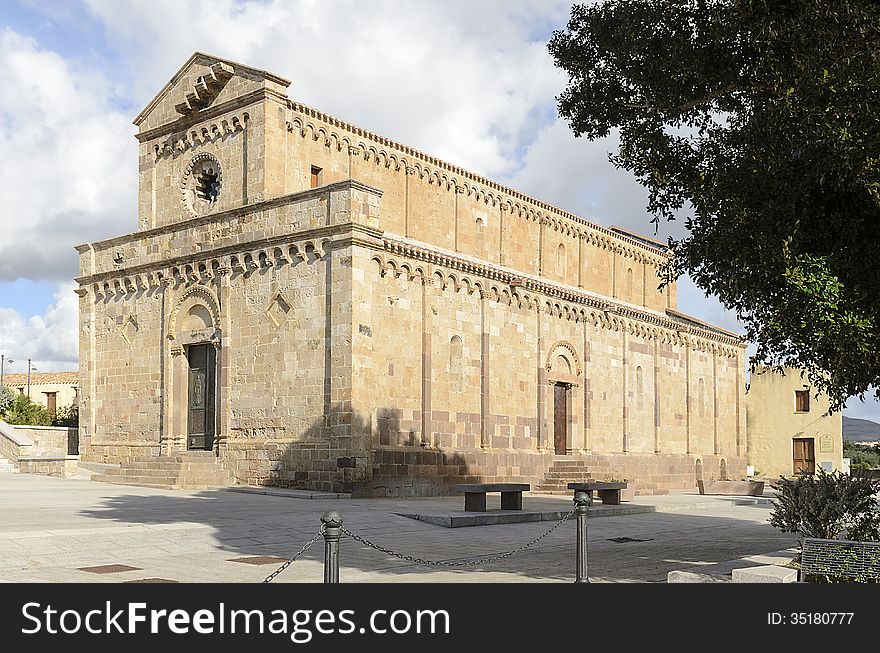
[76,53,746,497]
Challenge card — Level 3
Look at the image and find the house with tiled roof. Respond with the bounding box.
[2,372,78,415]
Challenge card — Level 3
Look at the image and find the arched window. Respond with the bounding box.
[475,217,486,255]
[557,243,566,278]
[450,336,463,392]
[698,378,705,418]
[636,366,644,406]
[626,268,634,302]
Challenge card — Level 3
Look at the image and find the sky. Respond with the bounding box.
[0,0,876,421]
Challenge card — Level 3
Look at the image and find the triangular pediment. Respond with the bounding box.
[134,52,291,132]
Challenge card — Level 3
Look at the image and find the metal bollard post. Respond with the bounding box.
[574,491,590,583]
[321,510,343,583]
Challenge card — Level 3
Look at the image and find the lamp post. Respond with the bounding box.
[0,355,12,391]
[27,359,36,400]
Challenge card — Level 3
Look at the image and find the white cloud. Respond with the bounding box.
[0,29,136,283]
[0,282,78,372]
[507,119,681,237]
[82,0,572,178]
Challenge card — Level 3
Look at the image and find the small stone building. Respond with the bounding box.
[746,366,843,477]
[76,53,747,496]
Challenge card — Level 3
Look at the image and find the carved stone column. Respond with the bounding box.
[168,344,186,454]
[421,274,434,447]
[480,289,490,449]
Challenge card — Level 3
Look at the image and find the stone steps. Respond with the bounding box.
[533,458,596,493]
[91,453,234,490]
[0,457,19,473]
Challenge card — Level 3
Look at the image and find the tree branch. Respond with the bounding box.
[622,81,770,114]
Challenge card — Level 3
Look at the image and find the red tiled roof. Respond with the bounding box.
[1,372,78,386]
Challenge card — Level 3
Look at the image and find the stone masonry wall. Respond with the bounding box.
[78,181,381,492]
[283,102,673,314]
[353,239,746,497]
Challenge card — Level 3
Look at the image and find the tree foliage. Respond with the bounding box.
[0,386,13,415]
[51,404,79,428]
[843,438,880,470]
[549,0,880,409]
[2,394,53,426]
[769,468,880,542]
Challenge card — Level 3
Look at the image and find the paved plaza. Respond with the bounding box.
[0,473,798,583]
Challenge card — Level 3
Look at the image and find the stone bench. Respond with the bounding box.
[800,537,880,582]
[452,483,530,512]
[567,482,628,505]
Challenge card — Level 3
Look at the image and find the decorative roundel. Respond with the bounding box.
[181,153,222,217]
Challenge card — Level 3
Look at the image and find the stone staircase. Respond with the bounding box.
[0,457,19,474]
[533,458,594,494]
[91,452,235,489]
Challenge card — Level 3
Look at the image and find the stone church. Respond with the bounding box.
[76,53,746,496]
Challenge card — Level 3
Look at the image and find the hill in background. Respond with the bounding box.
[843,416,880,443]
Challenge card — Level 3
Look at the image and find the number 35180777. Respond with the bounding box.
[768,613,854,625]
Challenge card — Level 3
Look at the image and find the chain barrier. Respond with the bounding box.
[263,526,325,583]
[339,507,576,568]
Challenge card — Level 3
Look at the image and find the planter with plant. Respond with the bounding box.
[769,468,880,582]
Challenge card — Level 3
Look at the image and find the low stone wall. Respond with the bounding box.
[698,479,765,496]
[18,456,79,478]
[0,419,35,463]
[12,425,78,456]
[0,420,79,477]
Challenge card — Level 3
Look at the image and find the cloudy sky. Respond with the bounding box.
[0,0,875,421]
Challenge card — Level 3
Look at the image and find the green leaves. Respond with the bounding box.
[770,468,880,542]
[1,394,53,427]
[551,0,880,409]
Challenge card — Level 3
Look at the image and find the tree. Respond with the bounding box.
[0,386,13,415]
[549,0,880,410]
[843,438,880,471]
[51,404,79,428]
[2,394,52,426]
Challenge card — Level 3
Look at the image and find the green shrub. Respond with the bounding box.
[2,394,52,426]
[843,439,880,470]
[0,386,13,415]
[769,468,880,542]
[51,404,79,428]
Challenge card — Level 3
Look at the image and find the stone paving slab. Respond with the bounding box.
[0,474,798,583]
[223,486,352,500]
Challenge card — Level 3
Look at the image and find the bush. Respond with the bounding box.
[1,394,52,426]
[843,438,880,470]
[0,386,13,415]
[52,404,79,428]
[769,468,880,542]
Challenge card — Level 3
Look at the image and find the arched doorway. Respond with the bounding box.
[169,286,222,452]
[546,343,582,455]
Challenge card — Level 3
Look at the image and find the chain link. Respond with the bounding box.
[339,507,576,568]
[262,526,325,583]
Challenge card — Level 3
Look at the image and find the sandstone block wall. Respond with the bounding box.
[354,240,745,497]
